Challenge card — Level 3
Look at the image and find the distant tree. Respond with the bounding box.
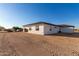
[12,26,19,32]
[12,26,23,32]
[16,27,23,32]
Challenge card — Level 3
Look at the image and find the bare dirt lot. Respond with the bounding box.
[0,32,79,56]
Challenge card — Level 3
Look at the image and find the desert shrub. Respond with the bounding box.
[12,26,23,32]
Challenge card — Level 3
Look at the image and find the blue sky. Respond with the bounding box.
[0,3,79,28]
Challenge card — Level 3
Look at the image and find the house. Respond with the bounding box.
[23,22,75,35]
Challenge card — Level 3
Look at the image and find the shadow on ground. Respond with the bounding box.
[45,32,79,38]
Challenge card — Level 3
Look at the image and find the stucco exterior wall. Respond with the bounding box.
[23,25,44,35]
[44,25,59,35]
[61,27,74,33]
[23,24,74,35]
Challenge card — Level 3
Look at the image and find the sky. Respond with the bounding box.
[0,3,79,28]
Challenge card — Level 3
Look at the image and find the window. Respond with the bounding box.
[49,26,52,31]
[29,27,32,30]
[49,28,52,31]
[54,27,57,28]
[36,26,39,31]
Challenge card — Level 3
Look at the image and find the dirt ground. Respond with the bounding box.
[0,32,79,56]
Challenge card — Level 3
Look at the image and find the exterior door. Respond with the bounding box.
[58,27,62,33]
[24,29,28,32]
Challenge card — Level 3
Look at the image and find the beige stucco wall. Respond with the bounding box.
[23,25,44,35]
[44,24,59,35]
[23,24,60,35]
[61,27,74,33]
[23,24,74,35]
